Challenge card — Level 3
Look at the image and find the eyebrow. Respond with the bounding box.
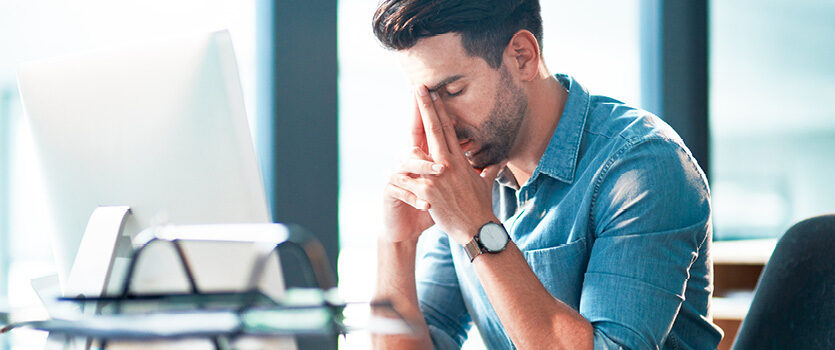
[427,75,464,92]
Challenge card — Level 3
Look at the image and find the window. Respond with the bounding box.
[709,0,835,240]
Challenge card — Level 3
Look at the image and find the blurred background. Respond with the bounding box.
[0,0,833,349]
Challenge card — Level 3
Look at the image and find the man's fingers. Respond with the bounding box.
[415,86,450,161]
[429,92,463,154]
[409,146,431,161]
[385,183,430,210]
[480,162,507,183]
[399,158,444,175]
[392,173,431,199]
[410,99,427,151]
[394,147,440,175]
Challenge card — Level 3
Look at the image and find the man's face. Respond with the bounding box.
[398,33,527,169]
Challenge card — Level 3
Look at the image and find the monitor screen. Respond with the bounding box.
[17,30,270,288]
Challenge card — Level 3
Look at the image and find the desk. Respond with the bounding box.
[711,238,777,350]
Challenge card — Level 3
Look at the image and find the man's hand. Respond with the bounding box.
[382,101,442,242]
[392,86,505,245]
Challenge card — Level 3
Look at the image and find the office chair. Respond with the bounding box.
[733,214,835,349]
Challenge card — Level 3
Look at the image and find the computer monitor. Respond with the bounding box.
[16,30,271,290]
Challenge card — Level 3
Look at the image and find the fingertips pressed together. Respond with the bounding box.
[410,99,427,151]
[415,89,445,159]
[427,89,463,155]
[415,85,466,168]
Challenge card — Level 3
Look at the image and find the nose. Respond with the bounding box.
[449,115,462,139]
[447,111,458,127]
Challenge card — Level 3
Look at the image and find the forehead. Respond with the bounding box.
[397,33,492,88]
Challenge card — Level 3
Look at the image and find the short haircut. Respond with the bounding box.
[372,0,543,69]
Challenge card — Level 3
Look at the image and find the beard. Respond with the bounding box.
[456,67,527,169]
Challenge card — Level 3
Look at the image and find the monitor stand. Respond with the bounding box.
[38,206,131,350]
[65,206,131,300]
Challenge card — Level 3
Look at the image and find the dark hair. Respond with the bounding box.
[372,0,543,69]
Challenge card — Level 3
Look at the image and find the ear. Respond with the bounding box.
[503,30,541,82]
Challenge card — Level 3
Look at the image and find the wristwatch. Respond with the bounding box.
[463,222,509,262]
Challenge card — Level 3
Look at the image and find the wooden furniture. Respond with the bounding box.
[711,238,777,350]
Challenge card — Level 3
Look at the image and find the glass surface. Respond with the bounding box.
[337,1,640,348]
[709,0,835,240]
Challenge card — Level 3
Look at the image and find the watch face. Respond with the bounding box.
[479,223,508,252]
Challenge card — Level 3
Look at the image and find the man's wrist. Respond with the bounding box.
[375,235,419,297]
[379,234,420,248]
[453,213,500,245]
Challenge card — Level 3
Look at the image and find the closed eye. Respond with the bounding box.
[446,89,464,97]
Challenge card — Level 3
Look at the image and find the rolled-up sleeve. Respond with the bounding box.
[581,137,711,349]
[416,228,472,349]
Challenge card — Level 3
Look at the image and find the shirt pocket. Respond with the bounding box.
[522,238,589,311]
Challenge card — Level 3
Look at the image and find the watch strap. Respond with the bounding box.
[463,238,482,262]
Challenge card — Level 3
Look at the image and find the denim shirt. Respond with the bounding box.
[415,74,723,349]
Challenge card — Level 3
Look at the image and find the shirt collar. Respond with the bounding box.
[531,74,590,185]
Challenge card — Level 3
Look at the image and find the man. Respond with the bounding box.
[372,0,723,348]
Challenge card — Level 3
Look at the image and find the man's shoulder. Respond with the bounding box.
[577,96,710,237]
[583,95,683,148]
[574,94,700,181]
[570,93,707,201]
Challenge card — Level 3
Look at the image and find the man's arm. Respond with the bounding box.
[472,240,594,349]
[580,136,718,348]
[375,99,470,349]
[375,228,474,350]
[374,237,433,349]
